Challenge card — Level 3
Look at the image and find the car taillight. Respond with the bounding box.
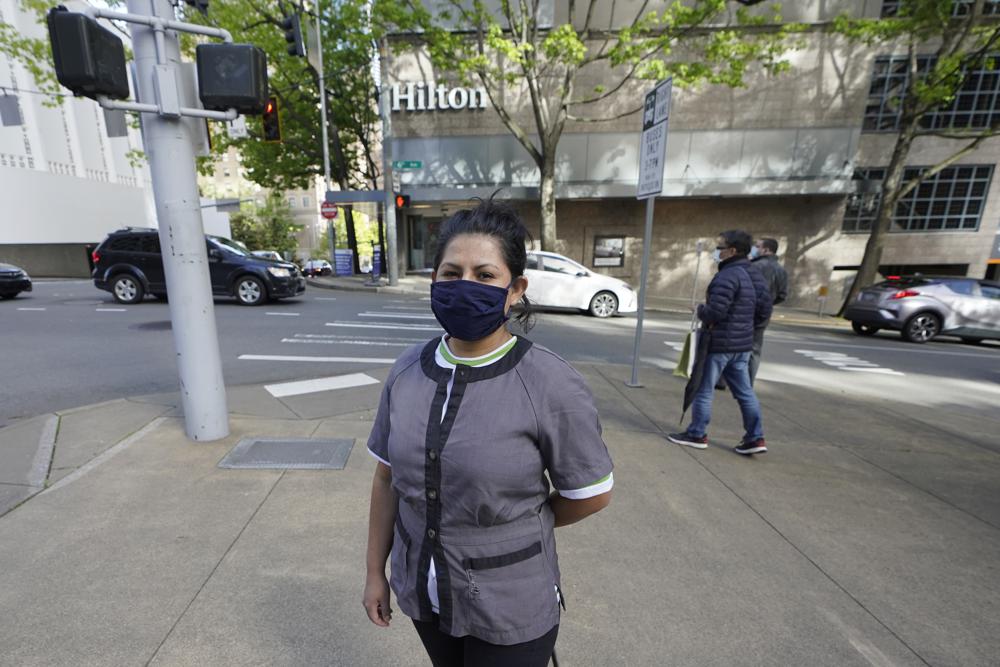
[891,289,920,299]
[91,250,100,264]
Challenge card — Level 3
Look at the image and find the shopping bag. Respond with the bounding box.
[672,329,697,379]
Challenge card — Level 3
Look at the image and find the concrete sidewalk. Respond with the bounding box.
[305,273,848,329]
[1,360,998,665]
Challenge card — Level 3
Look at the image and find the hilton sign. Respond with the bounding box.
[391,82,488,113]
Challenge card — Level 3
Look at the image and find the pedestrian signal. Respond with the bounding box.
[46,7,129,100]
[262,97,281,142]
[395,194,410,208]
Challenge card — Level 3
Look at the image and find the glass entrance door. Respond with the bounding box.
[408,216,442,270]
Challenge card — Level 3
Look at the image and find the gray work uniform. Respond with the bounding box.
[367,337,614,645]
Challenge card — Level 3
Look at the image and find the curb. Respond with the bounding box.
[305,278,427,296]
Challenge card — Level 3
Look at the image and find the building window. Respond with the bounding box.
[882,0,1000,16]
[843,165,992,233]
[302,196,310,208]
[287,196,296,208]
[864,54,1000,132]
[223,167,231,177]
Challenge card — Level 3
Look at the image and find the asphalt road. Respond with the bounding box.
[2,279,999,428]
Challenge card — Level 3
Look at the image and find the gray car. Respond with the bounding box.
[845,276,1000,343]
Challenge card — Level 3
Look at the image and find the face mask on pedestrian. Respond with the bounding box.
[430,279,511,341]
[712,248,724,264]
[749,246,761,260]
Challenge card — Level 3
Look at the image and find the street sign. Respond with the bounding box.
[637,78,671,200]
[226,116,247,139]
[320,201,338,219]
[392,160,422,170]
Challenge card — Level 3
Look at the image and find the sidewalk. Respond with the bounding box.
[1,357,998,665]
[306,273,849,329]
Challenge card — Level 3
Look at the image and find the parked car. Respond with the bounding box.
[302,259,334,277]
[251,250,284,261]
[845,275,1000,343]
[0,262,32,299]
[524,251,637,317]
[91,228,306,306]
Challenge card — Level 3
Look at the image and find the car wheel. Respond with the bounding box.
[112,274,144,304]
[851,322,880,336]
[153,293,168,301]
[0,292,18,299]
[901,312,941,344]
[235,275,267,306]
[589,291,619,318]
[961,337,983,345]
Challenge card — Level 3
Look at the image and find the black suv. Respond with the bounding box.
[92,228,305,306]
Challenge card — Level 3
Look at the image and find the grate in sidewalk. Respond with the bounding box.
[218,437,354,470]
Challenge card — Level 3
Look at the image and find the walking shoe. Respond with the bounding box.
[735,438,767,455]
[667,432,709,449]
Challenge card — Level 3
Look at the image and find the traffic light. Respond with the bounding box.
[281,14,305,58]
[46,7,129,100]
[196,43,269,114]
[395,194,410,208]
[184,0,209,16]
[262,97,281,142]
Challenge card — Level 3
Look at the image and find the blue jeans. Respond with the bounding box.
[687,351,764,442]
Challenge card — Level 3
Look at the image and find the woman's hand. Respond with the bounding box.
[362,573,393,627]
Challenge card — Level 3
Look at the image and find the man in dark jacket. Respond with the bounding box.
[669,230,773,455]
[749,237,789,383]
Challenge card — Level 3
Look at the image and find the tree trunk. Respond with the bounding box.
[539,156,557,251]
[839,126,917,314]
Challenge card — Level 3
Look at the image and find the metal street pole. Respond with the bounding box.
[379,37,399,286]
[311,0,335,267]
[126,0,228,440]
[626,197,655,387]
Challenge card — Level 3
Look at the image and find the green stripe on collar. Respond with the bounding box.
[438,336,518,367]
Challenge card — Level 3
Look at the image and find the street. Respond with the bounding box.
[3,280,999,429]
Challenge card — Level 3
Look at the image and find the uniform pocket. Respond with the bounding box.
[389,521,410,595]
[462,540,556,633]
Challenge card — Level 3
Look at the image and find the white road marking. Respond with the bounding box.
[239,354,397,363]
[326,322,442,331]
[265,312,300,316]
[265,372,380,398]
[293,333,429,343]
[17,307,46,311]
[96,308,127,312]
[358,311,438,320]
[795,350,904,376]
[663,341,685,352]
[314,297,337,301]
[381,306,431,311]
[283,338,413,347]
[776,337,999,360]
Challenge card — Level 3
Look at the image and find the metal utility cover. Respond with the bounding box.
[219,437,353,470]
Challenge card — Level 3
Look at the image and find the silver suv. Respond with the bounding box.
[845,276,1000,343]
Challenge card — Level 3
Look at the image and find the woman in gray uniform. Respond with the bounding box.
[362,200,614,666]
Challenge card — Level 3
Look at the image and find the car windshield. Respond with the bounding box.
[543,255,586,275]
[211,236,252,257]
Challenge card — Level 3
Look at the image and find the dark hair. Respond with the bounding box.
[759,237,779,254]
[719,229,753,257]
[433,198,534,331]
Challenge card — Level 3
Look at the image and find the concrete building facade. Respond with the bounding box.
[385,1,1000,310]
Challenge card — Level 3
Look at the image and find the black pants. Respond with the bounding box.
[412,617,558,667]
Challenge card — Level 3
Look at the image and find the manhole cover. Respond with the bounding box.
[218,437,354,470]
[130,320,172,331]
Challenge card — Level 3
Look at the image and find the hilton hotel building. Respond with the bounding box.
[385,1,1000,310]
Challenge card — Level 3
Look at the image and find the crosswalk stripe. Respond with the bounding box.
[266,312,300,316]
[314,297,338,301]
[282,338,412,347]
[326,322,442,331]
[265,372,380,398]
[17,307,46,311]
[239,354,397,363]
[358,312,437,320]
[96,308,127,312]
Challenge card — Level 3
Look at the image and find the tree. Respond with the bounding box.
[187,0,384,273]
[229,193,303,255]
[376,0,799,250]
[834,0,1000,312]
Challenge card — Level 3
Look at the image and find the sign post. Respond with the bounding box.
[627,78,672,389]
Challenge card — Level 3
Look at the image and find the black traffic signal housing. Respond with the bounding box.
[262,97,281,142]
[395,194,410,208]
[196,43,268,114]
[46,7,129,100]
[281,14,306,57]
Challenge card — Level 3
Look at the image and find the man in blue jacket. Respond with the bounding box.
[669,230,773,455]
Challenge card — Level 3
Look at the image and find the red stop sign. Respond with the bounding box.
[321,201,338,219]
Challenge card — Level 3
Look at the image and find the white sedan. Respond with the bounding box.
[524,251,637,317]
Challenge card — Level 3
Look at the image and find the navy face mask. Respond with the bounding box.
[430,279,511,341]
